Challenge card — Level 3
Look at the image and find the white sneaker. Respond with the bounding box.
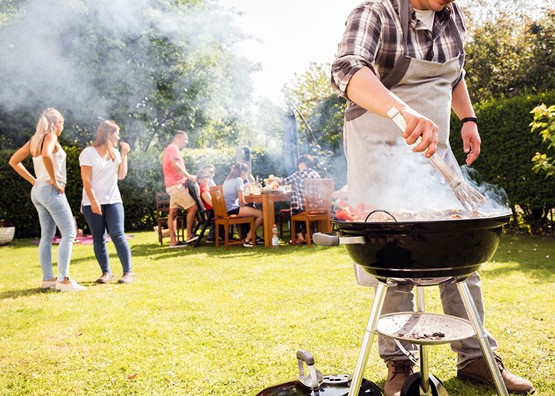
[56,279,87,292]
[41,278,57,290]
[40,278,58,290]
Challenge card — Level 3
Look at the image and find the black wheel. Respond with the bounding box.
[400,373,448,396]
[358,379,385,395]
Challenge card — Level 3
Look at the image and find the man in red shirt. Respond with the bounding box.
[162,130,198,247]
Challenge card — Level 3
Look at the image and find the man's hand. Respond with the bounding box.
[461,122,481,165]
[399,108,439,158]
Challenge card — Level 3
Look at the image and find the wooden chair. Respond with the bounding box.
[155,192,185,245]
[210,185,255,250]
[290,178,335,247]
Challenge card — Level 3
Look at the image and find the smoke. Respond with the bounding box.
[372,141,466,212]
[0,0,250,145]
[461,165,512,215]
[349,137,511,217]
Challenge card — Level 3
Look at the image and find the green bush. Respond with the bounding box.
[0,150,38,237]
[1,145,305,238]
[450,91,555,232]
[0,147,164,238]
[4,92,554,238]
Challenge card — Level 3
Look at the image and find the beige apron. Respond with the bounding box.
[344,1,465,212]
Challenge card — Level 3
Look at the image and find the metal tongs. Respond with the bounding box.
[387,107,486,211]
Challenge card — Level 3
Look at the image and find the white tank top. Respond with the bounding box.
[32,147,67,184]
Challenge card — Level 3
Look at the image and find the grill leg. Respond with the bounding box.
[457,281,509,396]
[348,281,388,396]
[415,287,432,395]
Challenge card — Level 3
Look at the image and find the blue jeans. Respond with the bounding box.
[31,181,76,280]
[82,203,132,274]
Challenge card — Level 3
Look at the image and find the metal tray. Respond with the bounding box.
[376,312,475,345]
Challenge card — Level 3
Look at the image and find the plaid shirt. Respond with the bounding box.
[282,169,321,211]
[331,0,466,98]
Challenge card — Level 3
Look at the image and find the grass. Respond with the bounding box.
[0,231,553,395]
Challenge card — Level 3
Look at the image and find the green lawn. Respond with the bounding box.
[0,232,553,395]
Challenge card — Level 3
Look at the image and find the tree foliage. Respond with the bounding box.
[530,104,555,177]
[0,0,256,152]
[282,63,347,181]
[463,6,555,102]
[450,92,555,233]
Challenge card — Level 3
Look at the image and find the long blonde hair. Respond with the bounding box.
[29,108,64,156]
[92,120,120,161]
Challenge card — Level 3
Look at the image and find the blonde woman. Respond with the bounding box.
[9,108,85,292]
[80,120,134,284]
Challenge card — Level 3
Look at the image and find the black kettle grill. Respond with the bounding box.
[310,214,512,396]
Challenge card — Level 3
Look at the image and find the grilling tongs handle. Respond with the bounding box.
[313,233,365,246]
[386,107,462,189]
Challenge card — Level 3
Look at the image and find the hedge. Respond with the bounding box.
[3,91,552,238]
[450,91,555,231]
[0,145,312,238]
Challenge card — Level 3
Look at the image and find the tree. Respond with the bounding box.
[0,0,22,27]
[462,4,555,102]
[0,0,256,152]
[283,62,347,180]
[530,104,555,177]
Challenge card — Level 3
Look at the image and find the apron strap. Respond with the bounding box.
[380,0,411,89]
[381,0,464,89]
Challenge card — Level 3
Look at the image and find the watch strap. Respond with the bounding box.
[461,116,478,126]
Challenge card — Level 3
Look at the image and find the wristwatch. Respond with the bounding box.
[461,116,478,126]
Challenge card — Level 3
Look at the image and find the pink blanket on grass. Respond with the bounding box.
[31,235,133,245]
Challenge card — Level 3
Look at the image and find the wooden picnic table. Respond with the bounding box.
[245,191,291,248]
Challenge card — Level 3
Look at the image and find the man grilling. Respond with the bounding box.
[331,0,534,395]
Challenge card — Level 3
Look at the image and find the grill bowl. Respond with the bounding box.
[334,215,510,280]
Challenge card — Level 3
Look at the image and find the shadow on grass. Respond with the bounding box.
[125,240,323,261]
[481,234,555,282]
[0,287,53,300]
[0,280,110,300]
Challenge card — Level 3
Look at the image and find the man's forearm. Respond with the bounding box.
[345,67,409,117]
[171,160,193,179]
[451,79,475,119]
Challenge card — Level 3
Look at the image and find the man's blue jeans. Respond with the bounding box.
[31,181,76,280]
[82,203,132,274]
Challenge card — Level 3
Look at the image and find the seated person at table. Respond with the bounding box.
[222,163,263,248]
[202,164,217,187]
[269,154,320,244]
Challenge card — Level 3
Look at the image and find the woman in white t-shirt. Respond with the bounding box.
[79,120,134,284]
[9,108,85,292]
